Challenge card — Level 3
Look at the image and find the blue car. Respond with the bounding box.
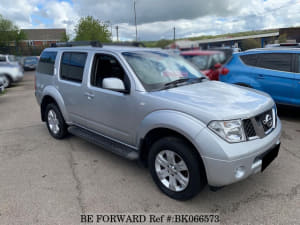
[220,49,300,107]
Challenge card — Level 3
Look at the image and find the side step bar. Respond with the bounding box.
[68,126,139,160]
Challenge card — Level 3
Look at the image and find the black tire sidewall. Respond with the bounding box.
[45,103,67,139]
[148,136,206,200]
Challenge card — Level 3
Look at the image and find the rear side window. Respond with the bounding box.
[0,56,6,62]
[240,54,257,66]
[37,51,57,75]
[60,52,87,83]
[257,53,292,72]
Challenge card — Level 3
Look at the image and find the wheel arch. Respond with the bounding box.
[40,87,69,122]
[137,110,206,168]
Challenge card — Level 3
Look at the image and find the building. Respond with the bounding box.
[21,28,66,47]
[166,40,199,50]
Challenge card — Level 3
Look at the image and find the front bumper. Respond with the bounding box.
[195,118,282,187]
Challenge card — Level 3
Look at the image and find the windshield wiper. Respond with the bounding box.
[190,77,207,83]
[164,78,190,88]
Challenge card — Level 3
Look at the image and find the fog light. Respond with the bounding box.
[235,166,245,179]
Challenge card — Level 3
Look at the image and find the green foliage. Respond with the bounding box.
[144,39,173,48]
[60,32,70,42]
[240,38,261,50]
[0,14,26,46]
[74,16,111,42]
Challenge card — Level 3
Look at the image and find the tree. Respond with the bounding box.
[74,16,111,42]
[240,38,260,51]
[0,14,26,46]
[60,32,70,42]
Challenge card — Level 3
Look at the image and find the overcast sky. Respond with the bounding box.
[0,0,300,41]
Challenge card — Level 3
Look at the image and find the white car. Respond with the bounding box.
[0,54,24,88]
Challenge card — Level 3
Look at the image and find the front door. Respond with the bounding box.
[82,53,136,146]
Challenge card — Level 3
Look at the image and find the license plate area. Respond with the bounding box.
[261,143,280,171]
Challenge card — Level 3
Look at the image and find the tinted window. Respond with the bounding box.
[60,52,87,83]
[240,54,257,66]
[257,53,292,72]
[0,56,6,62]
[37,51,57,75]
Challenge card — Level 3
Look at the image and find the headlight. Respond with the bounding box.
[208,119,246,143]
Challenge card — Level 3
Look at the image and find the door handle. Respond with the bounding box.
[84,92,95,99]
[257,74,264,79]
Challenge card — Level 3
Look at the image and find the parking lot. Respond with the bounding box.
[0,71,299,225]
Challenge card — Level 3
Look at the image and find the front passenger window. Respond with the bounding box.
[91,54,130,91]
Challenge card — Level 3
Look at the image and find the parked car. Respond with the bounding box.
[208,46,240,61]
[219,48,300,107]
[0,54,24,88]
[23,56,39,70]
[36,42,281,200]
[180,50,226,80]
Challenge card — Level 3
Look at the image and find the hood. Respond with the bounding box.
[150,81,274,123]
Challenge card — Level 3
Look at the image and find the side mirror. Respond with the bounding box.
[214,63,222,69]
[102,77,128,93]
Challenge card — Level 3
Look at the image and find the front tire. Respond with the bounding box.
[148,136,206,200]
[45,103,68,139]
[2,75,11,88]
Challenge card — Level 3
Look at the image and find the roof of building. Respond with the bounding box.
[180,50,222,56]
[21,28,66,41]
[195,32,279,44]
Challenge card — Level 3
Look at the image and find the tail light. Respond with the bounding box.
[221,67,229,75]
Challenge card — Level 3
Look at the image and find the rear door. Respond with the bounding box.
[255,53,294,105]
[57,51,89,124]
[294,54,300,106]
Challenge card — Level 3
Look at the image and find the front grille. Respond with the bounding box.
[242,107,276,141]
[243,119,256,138]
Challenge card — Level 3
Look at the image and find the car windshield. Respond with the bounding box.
[25,57,38,63]
[8,55,17,62]
[182,55,209,70]
[122,51,205,91]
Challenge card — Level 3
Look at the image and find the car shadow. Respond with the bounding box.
[277,105,300,122]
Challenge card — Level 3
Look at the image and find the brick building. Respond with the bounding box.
[21,28,66,47]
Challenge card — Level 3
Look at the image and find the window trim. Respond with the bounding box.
[59,51,88,84]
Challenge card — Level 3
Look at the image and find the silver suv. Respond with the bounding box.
[35,42,281,200]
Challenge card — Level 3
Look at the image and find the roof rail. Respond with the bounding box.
[50,41,102,48]
[103,41,145,47]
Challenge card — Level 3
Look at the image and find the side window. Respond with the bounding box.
[240,54,257,67]
[91,54,130,91]
[257,53,292,72]
[60,52,87,83]
[0,56,6,62]
[37,51,57,75]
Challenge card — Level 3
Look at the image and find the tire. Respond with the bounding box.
[2,75,11,88]
[148,136,206,200]
[45,103,68,139]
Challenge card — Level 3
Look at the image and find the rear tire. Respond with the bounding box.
[148,136,206,200]
[45,103,68,139]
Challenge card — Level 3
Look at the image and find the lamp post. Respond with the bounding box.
[134,0,138,41]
